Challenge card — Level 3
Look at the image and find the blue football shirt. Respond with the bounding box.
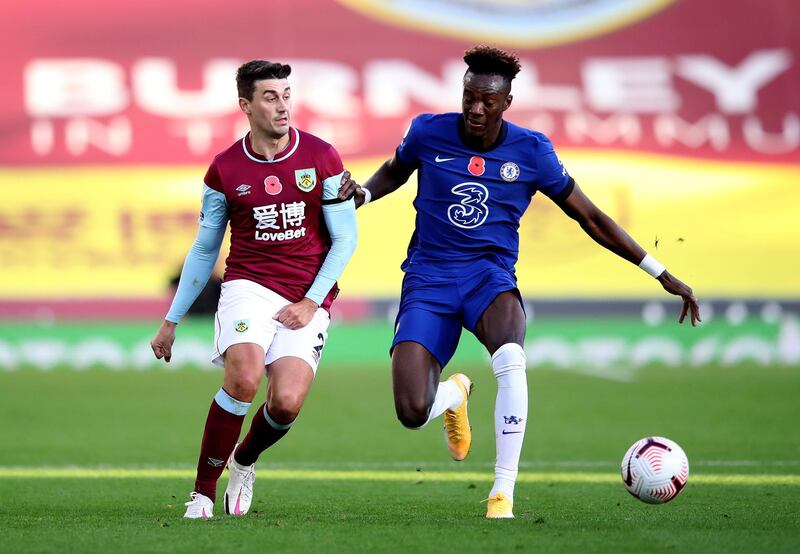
[395,112,574,275]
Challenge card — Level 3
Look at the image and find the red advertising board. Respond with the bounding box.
[1,0,798,164]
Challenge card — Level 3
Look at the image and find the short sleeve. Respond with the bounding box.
[534,135,574,202]
[318,143,345,182]
[203,158,224,193]
[198,185,228,228]
[319,144,346,202]
[394,115,425,168]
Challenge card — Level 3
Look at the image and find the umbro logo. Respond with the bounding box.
[236,184,252,196]
[207,457,225,467]
[435,155,455,163]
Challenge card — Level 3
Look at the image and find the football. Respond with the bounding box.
[621,436,689,504]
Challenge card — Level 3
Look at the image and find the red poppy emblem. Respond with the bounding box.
[468,156,485,176]
[264,176,282,195]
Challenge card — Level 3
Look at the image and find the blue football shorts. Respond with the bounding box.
[391,264,521,367]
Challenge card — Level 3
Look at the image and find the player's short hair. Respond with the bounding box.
[236,60,292,100]
[463,45,521,84]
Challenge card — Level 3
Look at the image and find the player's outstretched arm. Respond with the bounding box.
[337,155,414,208]
[274,173,359,330]
[151,186,227,362]
[555,182,701,326]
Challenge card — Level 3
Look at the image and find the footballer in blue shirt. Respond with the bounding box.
[338,46,700,518]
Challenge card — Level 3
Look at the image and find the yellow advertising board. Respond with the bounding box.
[1,152,798,299]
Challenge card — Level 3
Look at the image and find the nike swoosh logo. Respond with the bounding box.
[435,155,455,162]
[501,430,523,435]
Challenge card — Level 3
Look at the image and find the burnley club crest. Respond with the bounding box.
[295,168,317,192]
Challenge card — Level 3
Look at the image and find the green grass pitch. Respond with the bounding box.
[1,359,798,553]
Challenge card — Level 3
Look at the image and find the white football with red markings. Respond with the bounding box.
[621,436,689,504]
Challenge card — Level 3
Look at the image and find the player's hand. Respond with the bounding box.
[151,321,177,362]
[337,170,367,208]
[274,298,319,330]
[657,271,701,326]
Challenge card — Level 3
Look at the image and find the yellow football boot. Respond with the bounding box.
[443,373,472,461]
[485,492,514,519]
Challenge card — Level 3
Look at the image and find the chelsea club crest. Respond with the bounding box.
[500,162,520,182]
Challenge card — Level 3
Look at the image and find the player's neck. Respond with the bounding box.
[458,117,506,152]
[473,124,502,150]
[248,129,291,161]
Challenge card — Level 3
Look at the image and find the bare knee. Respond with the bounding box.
[268,391,304,424]
[395,396,431,429]
[223,345,265,402]
[391,343,439,429]
[224,372,261,402]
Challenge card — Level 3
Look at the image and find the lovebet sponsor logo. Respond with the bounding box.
[252,202,307,242]
[255,227,307,242]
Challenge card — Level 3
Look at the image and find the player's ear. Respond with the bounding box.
[239,97,251,115]
[504,94,513,111]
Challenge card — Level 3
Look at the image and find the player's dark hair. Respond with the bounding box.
[463,45,521,84]
[236,60,292,100]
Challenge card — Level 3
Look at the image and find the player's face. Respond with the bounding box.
[461,72,512,138]
[240,78,292,138]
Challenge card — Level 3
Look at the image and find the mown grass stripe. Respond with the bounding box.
[0,467,797,485]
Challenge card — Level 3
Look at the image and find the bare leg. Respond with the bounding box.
[235,356,315,465]
[193,342,265,501]
[391,341,442,428]
[474,291,526,354]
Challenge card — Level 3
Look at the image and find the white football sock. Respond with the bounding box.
[489,343,528,502]
[410,379,463,429]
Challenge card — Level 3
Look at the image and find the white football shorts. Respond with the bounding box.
[212,279,330,373]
